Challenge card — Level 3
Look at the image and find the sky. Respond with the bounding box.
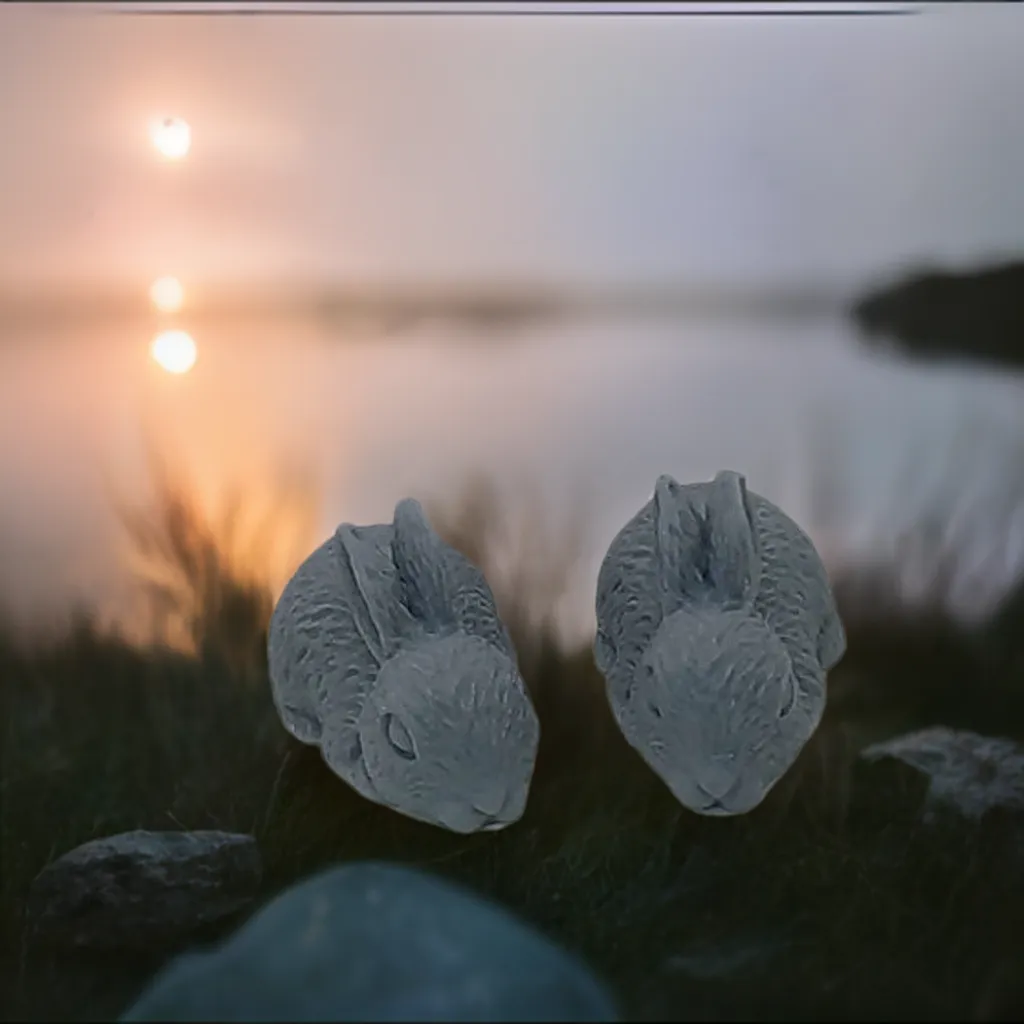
[2,3,1023,291]
[1,3,1023,640]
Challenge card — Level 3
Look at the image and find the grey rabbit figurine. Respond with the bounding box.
[268,498,540,834]
[594,471,846,816]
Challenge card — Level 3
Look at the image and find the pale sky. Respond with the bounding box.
[2,3,1023,291]
[1,3,1023,640]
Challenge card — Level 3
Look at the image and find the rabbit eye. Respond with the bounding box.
[382,713,417,760]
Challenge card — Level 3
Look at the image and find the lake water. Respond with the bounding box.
[1,312,1022,642]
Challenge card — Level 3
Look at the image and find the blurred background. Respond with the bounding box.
[2,3,1023,654]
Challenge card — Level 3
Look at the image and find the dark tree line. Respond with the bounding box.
[852,260,1024,371]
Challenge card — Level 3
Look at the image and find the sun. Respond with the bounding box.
[150,276,184,313]
[150,116,192,160]
[151,330,197,374]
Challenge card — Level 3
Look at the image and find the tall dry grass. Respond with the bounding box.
[110,442,319,676]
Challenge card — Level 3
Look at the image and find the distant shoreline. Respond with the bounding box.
[0,283,848,337]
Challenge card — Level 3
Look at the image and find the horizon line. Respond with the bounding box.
[0,280,853,335]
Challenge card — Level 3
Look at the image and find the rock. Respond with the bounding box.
[26,830,263,952]
[848,747,931,827]
[121,861,619,1023]
[860,728,1024,821]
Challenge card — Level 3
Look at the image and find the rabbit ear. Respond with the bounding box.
[391,498,515,658]
[333,522,403,666]
[705,470,761,605]
[654,471,760,609]
[390,499,450,623]
[267,521,406,781]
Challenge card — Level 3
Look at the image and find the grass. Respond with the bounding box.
[2,467,1023,1022]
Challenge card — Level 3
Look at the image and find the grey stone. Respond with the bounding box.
[121,861,619,1023]
[848,751,931,824]
[861,727,1024,821]
[267,498,539,834]
[26,830,262,951]
[595,471,844,817]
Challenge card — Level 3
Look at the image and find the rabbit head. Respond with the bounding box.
[356,631,539,834]
[617,603,816,814]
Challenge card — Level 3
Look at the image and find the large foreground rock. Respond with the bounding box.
[26,830,263,952]
[122,861,619,1023]
[860,728,1024,821]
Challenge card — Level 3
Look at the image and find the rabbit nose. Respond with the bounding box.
[472,788,507,818]
[697,759,736,800]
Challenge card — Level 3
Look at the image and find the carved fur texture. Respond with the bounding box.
[268,499,540,834]
[595,471,845,816]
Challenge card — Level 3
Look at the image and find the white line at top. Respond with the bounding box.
[78,2,927,19]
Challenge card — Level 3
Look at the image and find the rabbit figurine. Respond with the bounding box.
[594,471,846,816]
[268,498,540,834]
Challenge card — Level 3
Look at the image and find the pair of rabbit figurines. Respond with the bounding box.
[268,470,846,833]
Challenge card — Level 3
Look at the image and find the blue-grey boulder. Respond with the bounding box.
[122,861,618,1023]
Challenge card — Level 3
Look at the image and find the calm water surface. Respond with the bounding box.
[1,315,1021,639]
